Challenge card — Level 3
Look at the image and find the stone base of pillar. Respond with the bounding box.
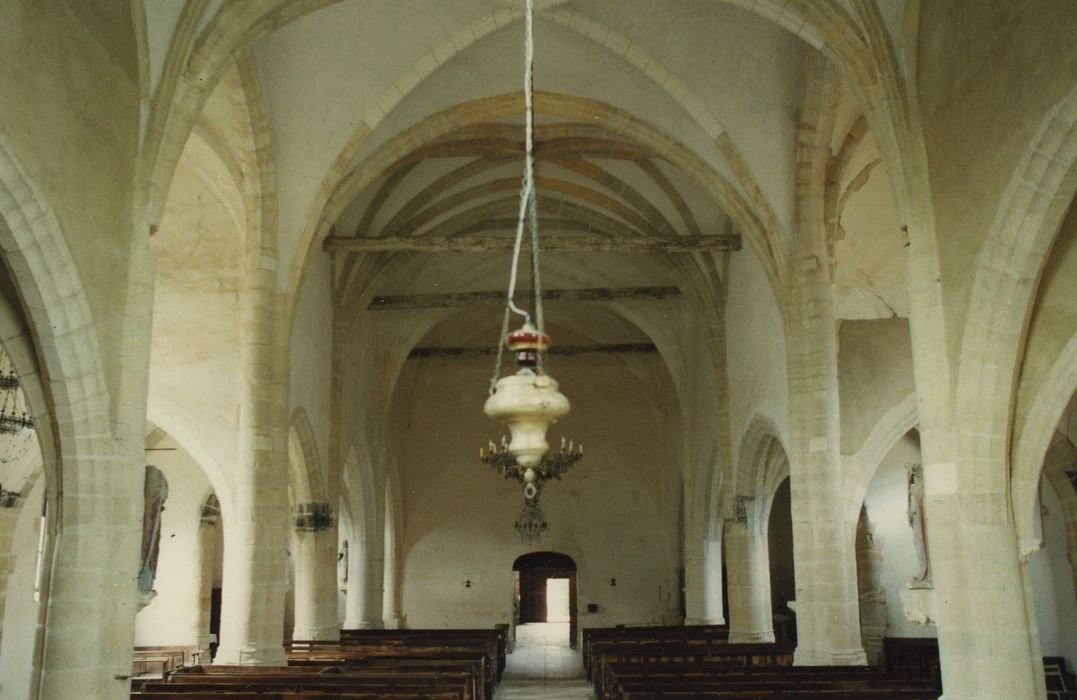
[213,644,288,666]
[383,615,402,629]
[356,619,384,630]
[729,629,775,643]
[684,616,725,625]
[292,624,341,641]
[794,647,868,666]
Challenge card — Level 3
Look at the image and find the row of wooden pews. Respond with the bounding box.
[583,624,943,699]
[130,626,506,700]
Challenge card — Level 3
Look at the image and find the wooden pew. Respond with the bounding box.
[134,664,473,700]
[133,646,200,678]
[581,624,728,677]
[606,662,938,700]
[285,642,492,699]
[591,642,794,699]
[338,626,507,676]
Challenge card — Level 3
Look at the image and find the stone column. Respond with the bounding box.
[923,472,1041,699]
[684,536,724,625]
[700,537,725,624]
[785,68,866,665]
[343,543,362,629]
[726,498,775,642]
[192,513,217,663]
[214,255,289,666]
[382,506,401,629]
[291,502,340,640]
[359,534,385,629]
[854,509,887,665]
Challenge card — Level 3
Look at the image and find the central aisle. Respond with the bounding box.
[494,622,596,699]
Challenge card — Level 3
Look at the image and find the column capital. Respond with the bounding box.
[293,502,333,531]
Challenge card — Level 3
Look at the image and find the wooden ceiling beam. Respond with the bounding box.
[324,233,741,253]
[369,286,682,311]
[407,343,658,360]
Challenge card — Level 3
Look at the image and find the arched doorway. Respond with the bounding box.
[512,552,578,648]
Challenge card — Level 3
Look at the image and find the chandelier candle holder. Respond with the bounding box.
[481,435,583,543]
[480,0,582,543]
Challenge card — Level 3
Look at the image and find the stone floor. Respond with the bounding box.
[494,622,596,699]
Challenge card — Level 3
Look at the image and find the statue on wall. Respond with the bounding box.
[338,540,349,590]
[138,465,169,607]
[906,462,930,582]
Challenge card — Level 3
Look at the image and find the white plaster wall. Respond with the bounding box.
[861,433,936,639]
[397,350,680,629]
[726,248,789,466]
[1030,481,1077,672]
[134,435,213,646]
[838,319,916,455]
[0,478,45,700]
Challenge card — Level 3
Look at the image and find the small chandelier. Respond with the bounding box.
[481,0,581,541]
[0,352,34,464]
[482,434,583,542]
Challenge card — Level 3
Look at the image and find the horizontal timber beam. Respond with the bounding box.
[408,343,658,360]
[324,233,741,253]
[370,286,682,311]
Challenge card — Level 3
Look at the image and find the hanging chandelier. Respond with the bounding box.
[481,0,582,543]
[0,351,34,465]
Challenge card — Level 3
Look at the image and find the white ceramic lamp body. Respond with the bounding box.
[484,371,570,467]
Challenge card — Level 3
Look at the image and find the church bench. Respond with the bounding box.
[605,664,937,700]
[131,689,463,693]
[590,642,794,697]
[133,646,201,678]
[620,684,939,693]
[285,644,492,699]
[602,662,890,698]
[339,626,507,674]
[582,624,728,675]
[136,671,473,700]
[148,661,481,700]
[289,637,498,678]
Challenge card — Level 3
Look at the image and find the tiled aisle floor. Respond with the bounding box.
[494,622,596,699]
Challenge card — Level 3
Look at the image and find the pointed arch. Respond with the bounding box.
[843,393,919,524]
[955,87,1077,480]
[1013,333,1077,548]
[289,406,326,506]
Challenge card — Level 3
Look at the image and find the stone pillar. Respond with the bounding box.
[342,536,383,629]
[291,502,340,640]
[382,505,401,629]
[924,472,1041,699]
[854,509,887,665]
[214,255,289,666]
[700,537,724,624]
[343,544,362,629]
[192,514,217,663]
[726,498,775,642]
[786,75,866,664]
[684,536,724,625]
[359,535,385,629]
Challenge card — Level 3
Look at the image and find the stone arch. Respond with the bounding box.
[1013,333,1077,549]
[0,138,112,497]
[142,0,877,238]
[288,406,326,506]
[735,414,789,505]
[843,392,919,524]
[294,91,784,312]
[0,136,144,697]
[955,87,1077,474]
